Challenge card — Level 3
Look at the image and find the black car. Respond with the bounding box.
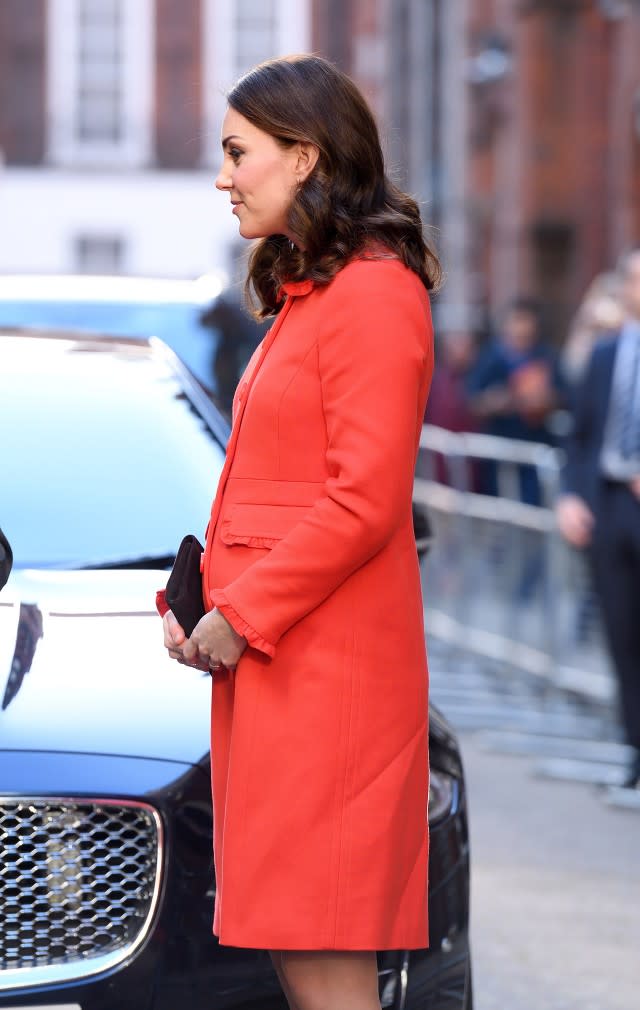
[0,331,471,1009]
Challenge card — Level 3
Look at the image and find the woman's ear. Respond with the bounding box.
[295,142,320,183]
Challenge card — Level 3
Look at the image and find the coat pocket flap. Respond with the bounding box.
[220,503,312,548]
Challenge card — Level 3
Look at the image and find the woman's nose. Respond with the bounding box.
[215,165,231,191]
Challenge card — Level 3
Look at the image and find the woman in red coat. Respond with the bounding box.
[164,55,440,1010]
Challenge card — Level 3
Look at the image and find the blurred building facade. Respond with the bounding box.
[313,0,640,343]
[0,0,309,278]
[467,0,640,342]
[1,0,638,334]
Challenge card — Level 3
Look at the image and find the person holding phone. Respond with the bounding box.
[162,55,439,1010]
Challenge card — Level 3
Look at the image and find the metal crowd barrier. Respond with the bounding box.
[414,424,618,740]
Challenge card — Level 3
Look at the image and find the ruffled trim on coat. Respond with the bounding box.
[211,590,276,659]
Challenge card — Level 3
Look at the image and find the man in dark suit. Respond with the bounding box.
[0,528,12,591]
[557,249,640,788]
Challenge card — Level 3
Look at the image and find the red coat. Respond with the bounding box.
[202,255,434,950]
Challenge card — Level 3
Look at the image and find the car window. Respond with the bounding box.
[0,336,225,568]
[0,299,219,394]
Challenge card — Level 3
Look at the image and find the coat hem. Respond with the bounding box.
[213,927,430,952]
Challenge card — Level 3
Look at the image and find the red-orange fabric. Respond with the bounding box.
[155,589,169,618]
[202,257,434,950]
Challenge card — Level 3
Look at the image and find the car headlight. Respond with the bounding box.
[428,769,456,823]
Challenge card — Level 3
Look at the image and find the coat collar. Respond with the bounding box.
[278,245,397,299]
[279,279,315,298]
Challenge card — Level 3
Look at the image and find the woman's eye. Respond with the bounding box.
[229,148,243,163]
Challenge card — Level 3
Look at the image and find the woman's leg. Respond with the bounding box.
[277,950,381,1010]
[269,951,300,1010]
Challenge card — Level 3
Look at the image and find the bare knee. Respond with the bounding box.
[278,950,380,1010]
[269,950,300,1010]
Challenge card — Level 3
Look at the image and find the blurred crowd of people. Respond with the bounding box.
[425,260,633,502]
[425,295,567,505]
[426,249,640,789]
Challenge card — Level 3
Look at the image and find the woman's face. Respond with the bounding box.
[215,108,301,241]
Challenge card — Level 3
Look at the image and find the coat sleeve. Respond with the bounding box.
[560,342,603,499]
[210,261,433,657]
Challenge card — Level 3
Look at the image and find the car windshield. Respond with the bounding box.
[0,298,219,394]
[0,335,226,568]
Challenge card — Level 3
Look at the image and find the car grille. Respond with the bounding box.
[0,798,163,991]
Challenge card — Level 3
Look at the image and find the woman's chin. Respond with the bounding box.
[236,217,282,241]
[238,223,261,240]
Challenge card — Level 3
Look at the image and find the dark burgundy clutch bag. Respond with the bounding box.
[164,534,206,638]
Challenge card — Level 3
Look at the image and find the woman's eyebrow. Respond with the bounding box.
[222,134,243,149]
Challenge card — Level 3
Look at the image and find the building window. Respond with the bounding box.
[74,234,125,274]
[234,0,277,77]
[76,0,123,144]
[203,0,311,167]
[48,0,152,166]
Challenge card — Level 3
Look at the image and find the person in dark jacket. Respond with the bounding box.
[423,330,480,488]
[0,528,12,590]
[467,296,565,504]
[200,295,268,419]
[556,249,640,789]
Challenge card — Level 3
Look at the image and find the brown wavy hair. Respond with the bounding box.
[226,55,442,318]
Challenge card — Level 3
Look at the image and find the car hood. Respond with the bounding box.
[0,569,211,765]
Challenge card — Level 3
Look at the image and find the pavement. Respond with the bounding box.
[427,634,640,1010]
[458,730,640,1010]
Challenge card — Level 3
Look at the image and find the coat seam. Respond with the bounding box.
[341,613,362,948]
[213,671,236,936]
[313,330,331,454]
[275,339,318,481]
[226,669,262,941]
[330,618,357,945]
[227,476,326,485]
[324,627,346,945]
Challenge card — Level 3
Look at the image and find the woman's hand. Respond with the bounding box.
[163,610,208,671]
[182,609,248,672]
[163,610,187,660]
